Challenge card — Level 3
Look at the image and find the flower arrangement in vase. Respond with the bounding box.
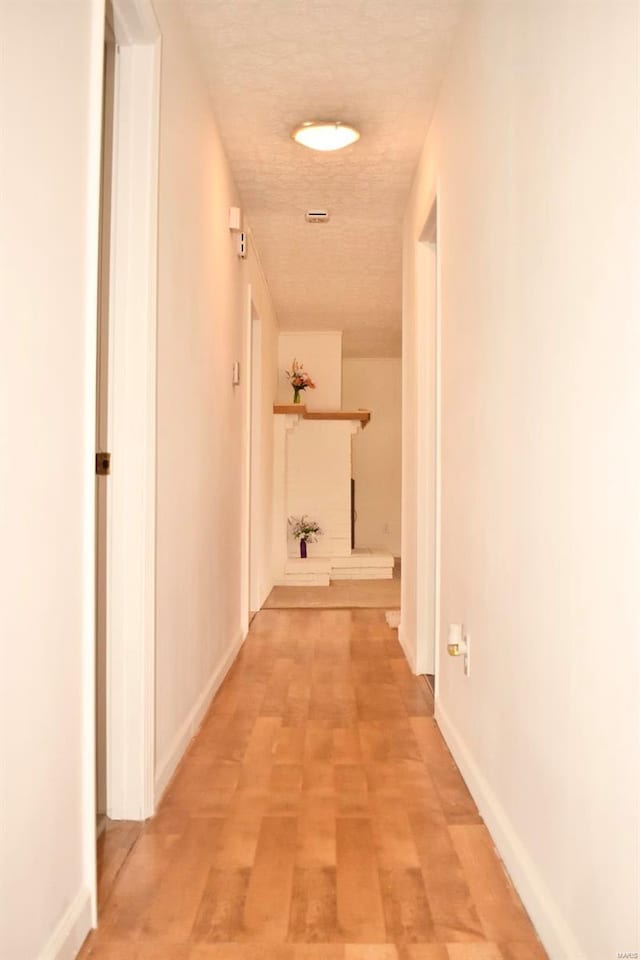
[288,515,323,558]
[285,358,316,404]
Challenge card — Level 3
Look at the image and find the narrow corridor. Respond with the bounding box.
[80,610,546,959]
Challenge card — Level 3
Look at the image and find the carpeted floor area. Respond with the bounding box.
[262,576,401,609]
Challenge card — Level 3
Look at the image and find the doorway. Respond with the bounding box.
[420,199,442,698]
[242,292,263,633]
[95,18,116,836]
[88,0,162,921]
[417,197,440,689]
[249,302,262,616]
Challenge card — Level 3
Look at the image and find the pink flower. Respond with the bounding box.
[286,359,316,391]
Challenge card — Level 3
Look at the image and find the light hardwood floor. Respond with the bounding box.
[95,819,143,913]
[80,609,546,960]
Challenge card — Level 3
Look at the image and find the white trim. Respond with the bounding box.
[413,237,438,676]
[240,285,253,638]
[432,192,442,696]
[248,303,263,612]
[36,887,92,960]
[414,240,431,674]
[106,1,160,821]
[397,623,416,673]
[435,702,587,960]
[154,630,246,804]
[402,191,440,681]
[82,0,106,928]
[400,192,440,680]
[141,35,160,820]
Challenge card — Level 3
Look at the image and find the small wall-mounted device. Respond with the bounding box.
[447,623,471,676]
[305,210,330,223]
[237,232,247,259]
[232,361,240,386]
[229,206,243,231]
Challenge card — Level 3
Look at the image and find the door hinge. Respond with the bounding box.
[96,452,111,476]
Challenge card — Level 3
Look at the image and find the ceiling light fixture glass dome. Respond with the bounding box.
[291,120,360,152]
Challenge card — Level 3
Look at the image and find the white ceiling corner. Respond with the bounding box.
[178,0,463,357]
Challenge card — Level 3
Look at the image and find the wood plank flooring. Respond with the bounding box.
[79,609,546,960]
[96,819,143,911]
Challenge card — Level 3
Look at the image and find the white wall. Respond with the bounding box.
[153,0,278,796]
[403,3,640,959]
[343,359,401,555]
[277,331,342,409]
[0,2,104,958]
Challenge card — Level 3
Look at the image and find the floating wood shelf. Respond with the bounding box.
[273,404,371,427]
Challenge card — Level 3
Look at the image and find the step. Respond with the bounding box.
[330,549,394,570]
[278,557,332,586]
[330,568,393,580]
[284,558,332,574]
[277,551,394,586]
[274,573,331,586]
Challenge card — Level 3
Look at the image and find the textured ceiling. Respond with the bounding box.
[179,0,463,356]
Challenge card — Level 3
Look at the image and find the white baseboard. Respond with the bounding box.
[37,886,92,960]
[435,702,586,960]
[259,577,274,610]
[397,623,416,673]
[154,629,245,805]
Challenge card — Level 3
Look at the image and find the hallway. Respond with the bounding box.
[80,610,545,959]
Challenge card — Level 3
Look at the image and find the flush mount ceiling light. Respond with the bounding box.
[291,120,360,152]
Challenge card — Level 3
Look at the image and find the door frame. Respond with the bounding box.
[249,301,263,613]
[95,16,117,828]
[103,0,160,824]
[413,193,441,681]
[240,285,263,635]
[84,0,161,923]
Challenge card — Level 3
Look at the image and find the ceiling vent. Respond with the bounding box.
[305,210,330,223]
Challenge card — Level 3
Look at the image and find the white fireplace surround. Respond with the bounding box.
[271,407,393,585]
